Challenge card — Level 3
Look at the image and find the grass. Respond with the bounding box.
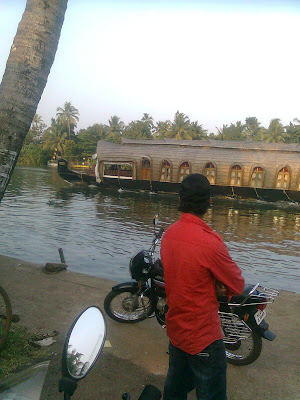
[0,323,53,380]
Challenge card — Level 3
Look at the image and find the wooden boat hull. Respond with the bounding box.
[58,159,299,203]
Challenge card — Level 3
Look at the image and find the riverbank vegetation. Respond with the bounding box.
[18,101,300,166]
[0,323,51,379]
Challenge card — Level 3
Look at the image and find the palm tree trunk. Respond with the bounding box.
[68,120,70,140]
[0,0,68,202]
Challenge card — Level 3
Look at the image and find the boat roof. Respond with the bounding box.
[97,138,300,153]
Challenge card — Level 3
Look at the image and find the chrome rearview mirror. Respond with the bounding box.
[59,307,107,398]
[66,306,106,379]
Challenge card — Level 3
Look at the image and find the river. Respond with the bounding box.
[0,166,299,293]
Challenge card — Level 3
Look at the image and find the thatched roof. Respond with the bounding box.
[120,138,300,152]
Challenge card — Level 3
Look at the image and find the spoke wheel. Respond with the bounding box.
[0,286,13,351]
[224,321,262,366]
[104,287,154,323]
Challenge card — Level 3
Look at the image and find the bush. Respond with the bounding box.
[17,144,51,166]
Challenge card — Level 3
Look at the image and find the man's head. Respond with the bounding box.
[178,173,211,216]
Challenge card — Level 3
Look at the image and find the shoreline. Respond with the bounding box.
[1,252,299,295]
[0,254,299,400]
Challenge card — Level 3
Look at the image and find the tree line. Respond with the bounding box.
[18,101,300,166]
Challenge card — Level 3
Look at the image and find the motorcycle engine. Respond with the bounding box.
[122,294,139,312]
[156,297,167,313]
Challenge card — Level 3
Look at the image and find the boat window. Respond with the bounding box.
[103,162,133,179]
[160,160,171,182]
[250,166,264,188]
[230,165,242,186]
[276,166,290,189]
[179,161,190,182]
[204,162,216,184]
[141,157,151,181]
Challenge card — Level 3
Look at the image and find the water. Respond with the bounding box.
[0,167,299,293]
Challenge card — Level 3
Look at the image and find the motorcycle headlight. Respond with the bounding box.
[129,250,151,280]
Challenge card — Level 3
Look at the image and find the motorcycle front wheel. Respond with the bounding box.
[224,321,262,366]
[104,287,154,323]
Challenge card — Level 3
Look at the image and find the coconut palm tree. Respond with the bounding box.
[123,120,153,140]
[285,120,300,144]
[43,126,68,157]
[243,117,264,141]
[0,0,68,202]
[261,119,289,143]
[170,111,191,140]
[293,117,300,124]
[216,124,229,140]
[154,120,171,139]
[56,102,79,139]
[105,116,124,143]
[216,122,245,141]
[188,121,208,140]
[141,113,154,134]
[30,114,47,142]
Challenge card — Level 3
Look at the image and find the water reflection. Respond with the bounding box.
[0,167,299,293]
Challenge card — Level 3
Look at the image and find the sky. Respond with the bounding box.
[1,0,300,134]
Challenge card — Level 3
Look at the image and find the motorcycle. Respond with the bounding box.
[104,215,279,366]
[0,306,161,399]
[104,214,164,324]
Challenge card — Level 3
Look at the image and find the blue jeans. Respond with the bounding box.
[163,340,228,400]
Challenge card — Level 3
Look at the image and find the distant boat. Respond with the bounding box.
[57,138,300,203]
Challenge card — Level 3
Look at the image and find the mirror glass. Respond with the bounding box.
[66,307,106,379]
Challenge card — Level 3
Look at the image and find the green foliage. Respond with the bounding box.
[43,122,68,157]
[160,111,208,140]
[56,101,79,139]
[285,121,300,143]
[30,114,47,141]
[63,140,80,159]
[243,117,264,141]
[18,144,50,166]
[170,111,192,140]
[141,113,155,134]
[189,121,208,140]
[216,121,246,141]
[0,324,51,380]
[123,120,153,139]
[23,114,47,146]
[77,124,108,156]
[261,119,289,143]
[19,103,300,166]
[105,115,124,143]
[154,120,172,139]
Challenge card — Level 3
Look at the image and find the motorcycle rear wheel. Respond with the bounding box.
[104,287,154,323]
[224,321,262,366]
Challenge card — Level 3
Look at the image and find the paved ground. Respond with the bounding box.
[0,254,299,400]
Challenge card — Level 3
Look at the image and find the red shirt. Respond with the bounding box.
[160,213,245,355]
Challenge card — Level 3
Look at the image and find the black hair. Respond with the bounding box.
[178,174,211,216]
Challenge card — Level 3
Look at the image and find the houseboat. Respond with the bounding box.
[57,138,300,203]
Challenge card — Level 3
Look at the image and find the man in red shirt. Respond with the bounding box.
[161,174,245,400]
